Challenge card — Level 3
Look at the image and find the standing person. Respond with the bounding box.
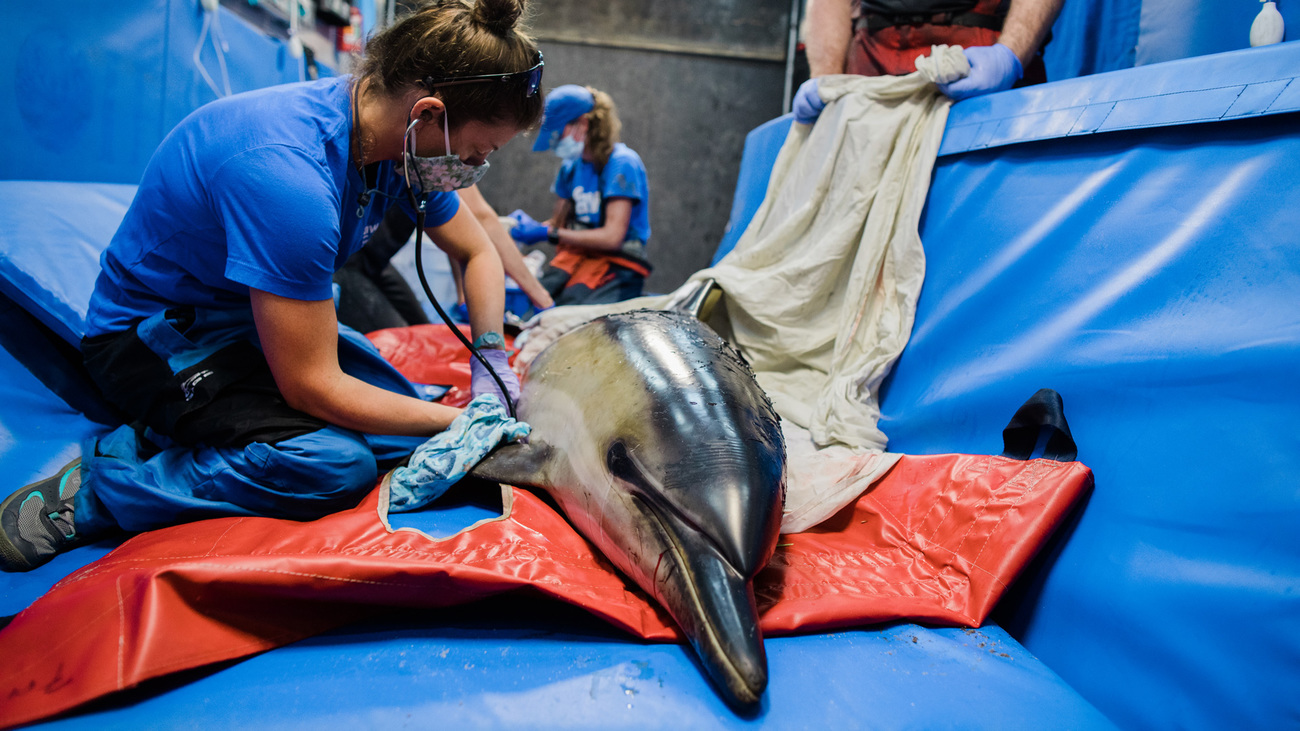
[508,85,652,307]
[0,0,544,572]
[794,0,1065,122]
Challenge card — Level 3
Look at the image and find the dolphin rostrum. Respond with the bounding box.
[471,306,786,708]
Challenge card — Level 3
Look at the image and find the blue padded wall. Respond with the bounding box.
[4,1,323,185]
[883,104,1300,731]
[1137,1,1300,67]
[709,43,1300,730]
[1043,0,1142,79]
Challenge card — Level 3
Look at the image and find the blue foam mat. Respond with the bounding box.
[21,603,1114,730]
[0,338,1112,728]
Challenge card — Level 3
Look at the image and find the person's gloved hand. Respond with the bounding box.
[470,347,521,407]
[936,43,1023,102]
[508,209,550,245]
[388,394,531,512]
[792,78,826,125]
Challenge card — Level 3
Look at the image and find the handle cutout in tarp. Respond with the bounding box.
[1001,388,1078,462]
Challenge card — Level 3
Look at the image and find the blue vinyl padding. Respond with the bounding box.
[15,602,1114,730]
[887,109,1300,731]
[712,115,794,266]
[4,1,327,186]
[1135,1,1300,67]
[1042,0,1142,80]
[0,307,1112,728]
[940,41,1300,156]
[0,182,134,344]
[708,44,1300,729]
[0,345,117,619]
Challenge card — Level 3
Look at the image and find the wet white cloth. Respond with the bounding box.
[515,46,965,531]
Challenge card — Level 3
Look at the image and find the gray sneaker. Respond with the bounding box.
[0,458,85,572]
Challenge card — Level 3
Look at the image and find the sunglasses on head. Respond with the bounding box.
[423,52,544,98]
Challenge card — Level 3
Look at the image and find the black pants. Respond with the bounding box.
[334,207,431,333]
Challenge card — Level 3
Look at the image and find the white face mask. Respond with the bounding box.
[403,109,489,193]
[553,133,585,160]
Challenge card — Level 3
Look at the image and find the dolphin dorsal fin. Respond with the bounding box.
[672,278,721,321]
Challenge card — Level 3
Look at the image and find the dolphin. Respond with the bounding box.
[470,303,786,708]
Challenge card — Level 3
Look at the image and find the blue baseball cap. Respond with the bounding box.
[531,84,595,152]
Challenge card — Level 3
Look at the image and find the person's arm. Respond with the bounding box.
[457,184,554,310]
[547,198,572,231]
[553,198,633,253]
[805,0,855,77]
[252,290,461,436]
[425,203,507,342]
[998,0,1065,67]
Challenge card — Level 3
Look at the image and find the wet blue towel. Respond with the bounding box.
[388,395,531,512]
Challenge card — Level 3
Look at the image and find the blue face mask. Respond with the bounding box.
[553,134,585,160]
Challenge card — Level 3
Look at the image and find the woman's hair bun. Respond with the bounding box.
[472,0,525,35]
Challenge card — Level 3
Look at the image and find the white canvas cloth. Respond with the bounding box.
[515,47,967,532]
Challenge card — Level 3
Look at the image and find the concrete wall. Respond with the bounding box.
[476,0,793,294]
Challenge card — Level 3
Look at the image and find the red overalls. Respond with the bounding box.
[847,0,1048,83]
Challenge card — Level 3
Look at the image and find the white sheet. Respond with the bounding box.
[515,47,968,532]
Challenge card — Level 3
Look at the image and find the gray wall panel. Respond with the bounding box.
[477,2,789,294]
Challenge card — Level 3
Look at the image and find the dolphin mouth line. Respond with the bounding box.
[628,491,756,700]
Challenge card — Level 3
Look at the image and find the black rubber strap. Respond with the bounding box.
[1001,388,1078,462]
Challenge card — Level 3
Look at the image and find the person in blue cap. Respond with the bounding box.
[508,85,652,306]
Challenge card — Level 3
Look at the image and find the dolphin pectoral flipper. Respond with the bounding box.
[470,441,557,489]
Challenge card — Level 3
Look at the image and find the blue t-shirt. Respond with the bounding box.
[84,75,459,337]
[551,143,650,245]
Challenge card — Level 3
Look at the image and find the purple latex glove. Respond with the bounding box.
[470,348,521,407]
[792,78,826,125]
[936,43,1023,102]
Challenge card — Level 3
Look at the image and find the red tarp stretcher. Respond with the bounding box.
[0,325,1091,729]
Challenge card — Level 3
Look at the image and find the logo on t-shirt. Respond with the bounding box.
[572,186,601,220]
[361,220,382,246]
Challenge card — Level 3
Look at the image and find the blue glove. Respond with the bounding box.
[508,209,550,244]
[450,302,469,324]
[389,394,531,512]
[936,43,1023,102]
[792,78,825,125]
[470,347,521,406]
